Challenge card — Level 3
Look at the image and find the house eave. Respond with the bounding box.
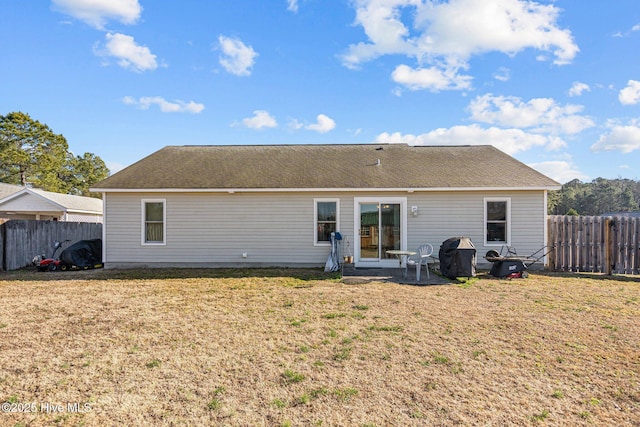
[91,186,561,193]
[0,188,67,211]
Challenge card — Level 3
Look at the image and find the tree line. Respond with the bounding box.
[0,112,109,197]
[548,177,640,215]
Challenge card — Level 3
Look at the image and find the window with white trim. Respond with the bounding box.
[142,199,166,245]
[485,198,510,245]
[314,199,339,245]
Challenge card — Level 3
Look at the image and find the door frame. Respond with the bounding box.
[353,197,407,268]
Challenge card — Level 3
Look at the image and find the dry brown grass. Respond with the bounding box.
[0,268,639,426]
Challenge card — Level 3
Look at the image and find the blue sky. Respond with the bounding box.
[1,0,640,183]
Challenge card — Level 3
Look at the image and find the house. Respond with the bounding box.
[0,182,103,223]
[91,144,560,269]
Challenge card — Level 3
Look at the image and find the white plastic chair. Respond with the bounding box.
[406,244,434,281]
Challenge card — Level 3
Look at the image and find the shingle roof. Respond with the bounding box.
[28,189,103,213]
[0,182,22,200]
[92,144,560,191]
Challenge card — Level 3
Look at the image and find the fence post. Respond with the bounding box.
[604,217,613,275]
[631,218,640,274]
[1,221,5,271]
[547,217,556,271]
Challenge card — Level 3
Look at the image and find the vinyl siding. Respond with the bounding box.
[405,191,547,264]
[105,192,340,266]
[103,190,547,268]
[0,193,60,212]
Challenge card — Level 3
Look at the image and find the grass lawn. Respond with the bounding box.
[0,268,639,426]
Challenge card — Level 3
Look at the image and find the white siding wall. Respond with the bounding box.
[105,192,340,267]
[104,190,547,268]
[1,194,58,211]
[406,191,546,264]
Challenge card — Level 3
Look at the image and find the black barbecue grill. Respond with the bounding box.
[439,237,477,279]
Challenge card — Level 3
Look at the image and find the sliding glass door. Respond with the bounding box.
[355,198,406,265]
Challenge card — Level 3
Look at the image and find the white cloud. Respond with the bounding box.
[340,0,419,69]
[493,67,510,82]
[342,0,578,90]
[415,0,578,64]
[391,64,472,92]
[527,160,588,183]
[373,125,565,155]
[619,80,640,105]
[52,0,142,30]
[218,35,258,76]
[305,114,336,133]
[613,23,640,38]
[242,110,277,129]
[288,118,304,130]
[375,93,591,160]
[95,33,158,72]
[468,94,594,135]
[591,122,640,153]
[568,82,590,97]
[123,96,205,113]
[287,0,299,13]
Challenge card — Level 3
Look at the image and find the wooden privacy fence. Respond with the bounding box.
[0,220,102,271]
[548,215,640,275]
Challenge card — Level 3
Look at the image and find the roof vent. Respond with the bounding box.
[376,158,381,166]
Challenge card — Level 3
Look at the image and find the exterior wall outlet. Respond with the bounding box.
[242,252,248,258]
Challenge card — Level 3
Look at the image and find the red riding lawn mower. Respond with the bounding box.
[33,240,71,271]
[33,239,103,272]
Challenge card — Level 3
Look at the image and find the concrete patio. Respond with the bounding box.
[341,263,456,286]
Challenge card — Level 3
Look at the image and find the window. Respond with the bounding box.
[142,199,165,245]
[314,199,339,245]
[485,198,510,245]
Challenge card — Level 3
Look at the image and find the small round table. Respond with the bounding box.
[386,250,416,278]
